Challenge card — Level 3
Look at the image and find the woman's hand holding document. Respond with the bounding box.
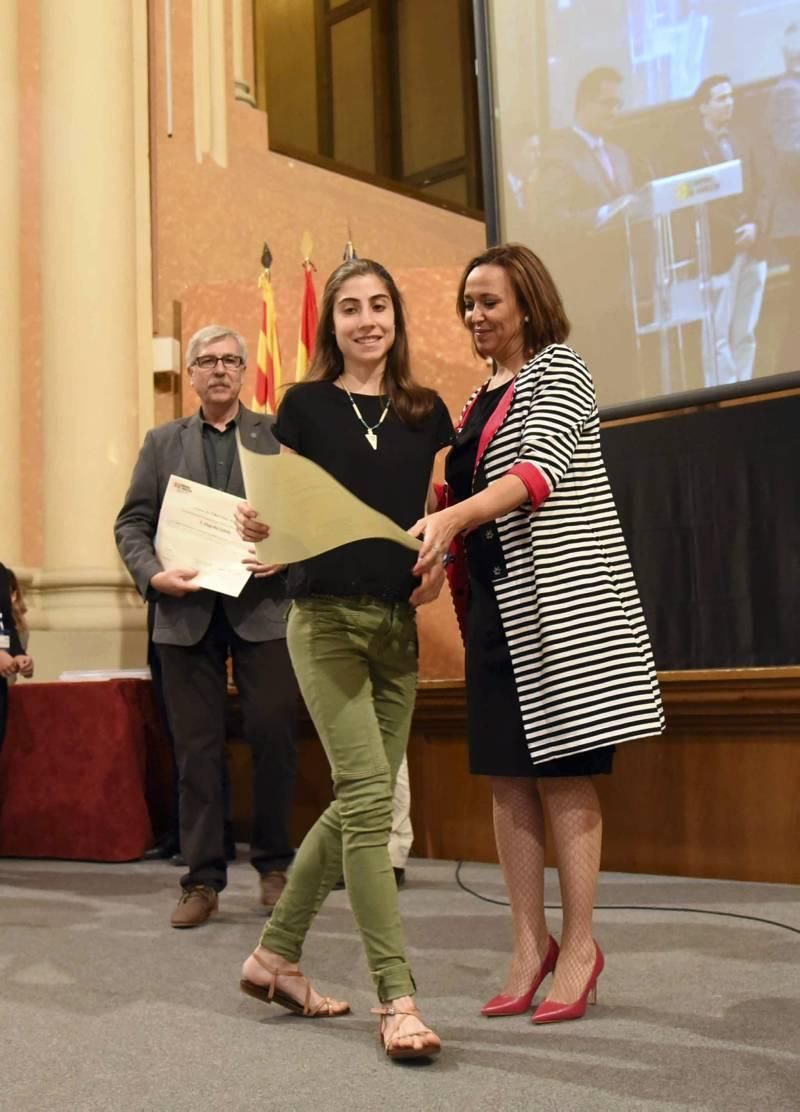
[236,437,422,566]
[155,475,253,597]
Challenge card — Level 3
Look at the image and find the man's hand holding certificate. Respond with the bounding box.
[155,475,252,598]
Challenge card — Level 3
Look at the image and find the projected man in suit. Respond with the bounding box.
[115,325,298,928]
[535,67,639,395]
[767,21,800,375]
[687,75,768,384]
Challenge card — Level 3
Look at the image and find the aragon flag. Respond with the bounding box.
[295,261,318,379]
[253,267,282,415]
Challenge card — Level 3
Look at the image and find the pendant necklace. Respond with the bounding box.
[342,386,391,450]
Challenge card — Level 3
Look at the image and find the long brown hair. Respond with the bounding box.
[302,258,436,425]
[456,243,571,359]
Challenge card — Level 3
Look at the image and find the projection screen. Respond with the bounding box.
[473,0,800,414]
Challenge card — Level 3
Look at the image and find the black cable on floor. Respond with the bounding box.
[454,860,800,936]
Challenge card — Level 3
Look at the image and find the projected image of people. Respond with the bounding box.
[491,1,800,406]
[768,19,800,378]
[678,74,768,385]
[534,67,643,396]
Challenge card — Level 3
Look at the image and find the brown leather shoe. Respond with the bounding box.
[170,885,219,928]
[259,870,287,910]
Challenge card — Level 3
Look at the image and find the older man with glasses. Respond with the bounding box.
[115,325,298,928]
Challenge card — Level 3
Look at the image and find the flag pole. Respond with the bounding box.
[254,241,282,414]
[296,232,318,381]
[343,223,357,261]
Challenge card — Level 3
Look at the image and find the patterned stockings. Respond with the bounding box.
[491,777,550,996]
[539,776,602,1004]
[491,774,603,1004]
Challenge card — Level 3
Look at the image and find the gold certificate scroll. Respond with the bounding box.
[237,438,421,564]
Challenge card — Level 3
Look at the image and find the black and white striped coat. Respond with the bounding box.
[462,343,665,763]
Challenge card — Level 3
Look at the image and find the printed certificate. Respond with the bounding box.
[155,475,252,597]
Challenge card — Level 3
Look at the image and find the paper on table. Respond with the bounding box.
[237,438,422,564]
[155,475,252,597]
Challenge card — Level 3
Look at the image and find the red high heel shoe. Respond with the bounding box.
[531,942,604,1025]
[481,936,559,1017]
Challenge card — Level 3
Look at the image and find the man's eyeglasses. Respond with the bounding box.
[192,354,245,371]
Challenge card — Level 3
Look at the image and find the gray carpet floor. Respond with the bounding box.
[0,856,798,1112]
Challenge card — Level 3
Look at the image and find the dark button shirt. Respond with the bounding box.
[446,380,512,502]
[200,407,240,490]
[445,380,512,584]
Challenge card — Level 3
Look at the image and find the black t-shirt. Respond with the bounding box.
[274,381,453,602]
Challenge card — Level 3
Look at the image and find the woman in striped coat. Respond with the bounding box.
[411,244,664,1024]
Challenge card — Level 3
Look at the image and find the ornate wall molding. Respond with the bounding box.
[409,671,800,735]
[19,568,145,632]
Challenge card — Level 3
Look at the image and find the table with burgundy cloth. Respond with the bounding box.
[0,679,174,861]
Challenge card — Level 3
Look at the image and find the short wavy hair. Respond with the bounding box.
[456,243,570,359]
[185,325,247,369]
[575,66,623,111]
[693,74,732,108]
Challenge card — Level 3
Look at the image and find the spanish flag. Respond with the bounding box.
[254,269,282,414]
[295,261,318,380]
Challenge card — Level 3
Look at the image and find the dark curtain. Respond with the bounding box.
[601,395,800,669]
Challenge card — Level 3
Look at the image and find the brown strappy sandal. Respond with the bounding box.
[371,1004,442,1060]
[240,950,350,1018]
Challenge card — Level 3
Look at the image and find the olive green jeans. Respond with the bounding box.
[259,596,419,1002]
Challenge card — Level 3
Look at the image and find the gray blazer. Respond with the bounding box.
[536,128,635,235]
[115,406,288,646]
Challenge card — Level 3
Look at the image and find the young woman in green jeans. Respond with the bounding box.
[236,258,452,1060]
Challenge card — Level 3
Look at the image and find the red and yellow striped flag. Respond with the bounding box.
[295,262,318,379]
[254,269,282,414]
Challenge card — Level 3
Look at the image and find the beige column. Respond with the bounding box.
[35,0,151,678]
[232,0,256,106]
[192,0,228,167]
[0,0,21,567]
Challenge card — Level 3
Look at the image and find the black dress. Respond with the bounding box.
[446,382,614,779]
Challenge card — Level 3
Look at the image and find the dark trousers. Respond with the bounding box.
[148,606,236,855]
[157,604,298,892]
